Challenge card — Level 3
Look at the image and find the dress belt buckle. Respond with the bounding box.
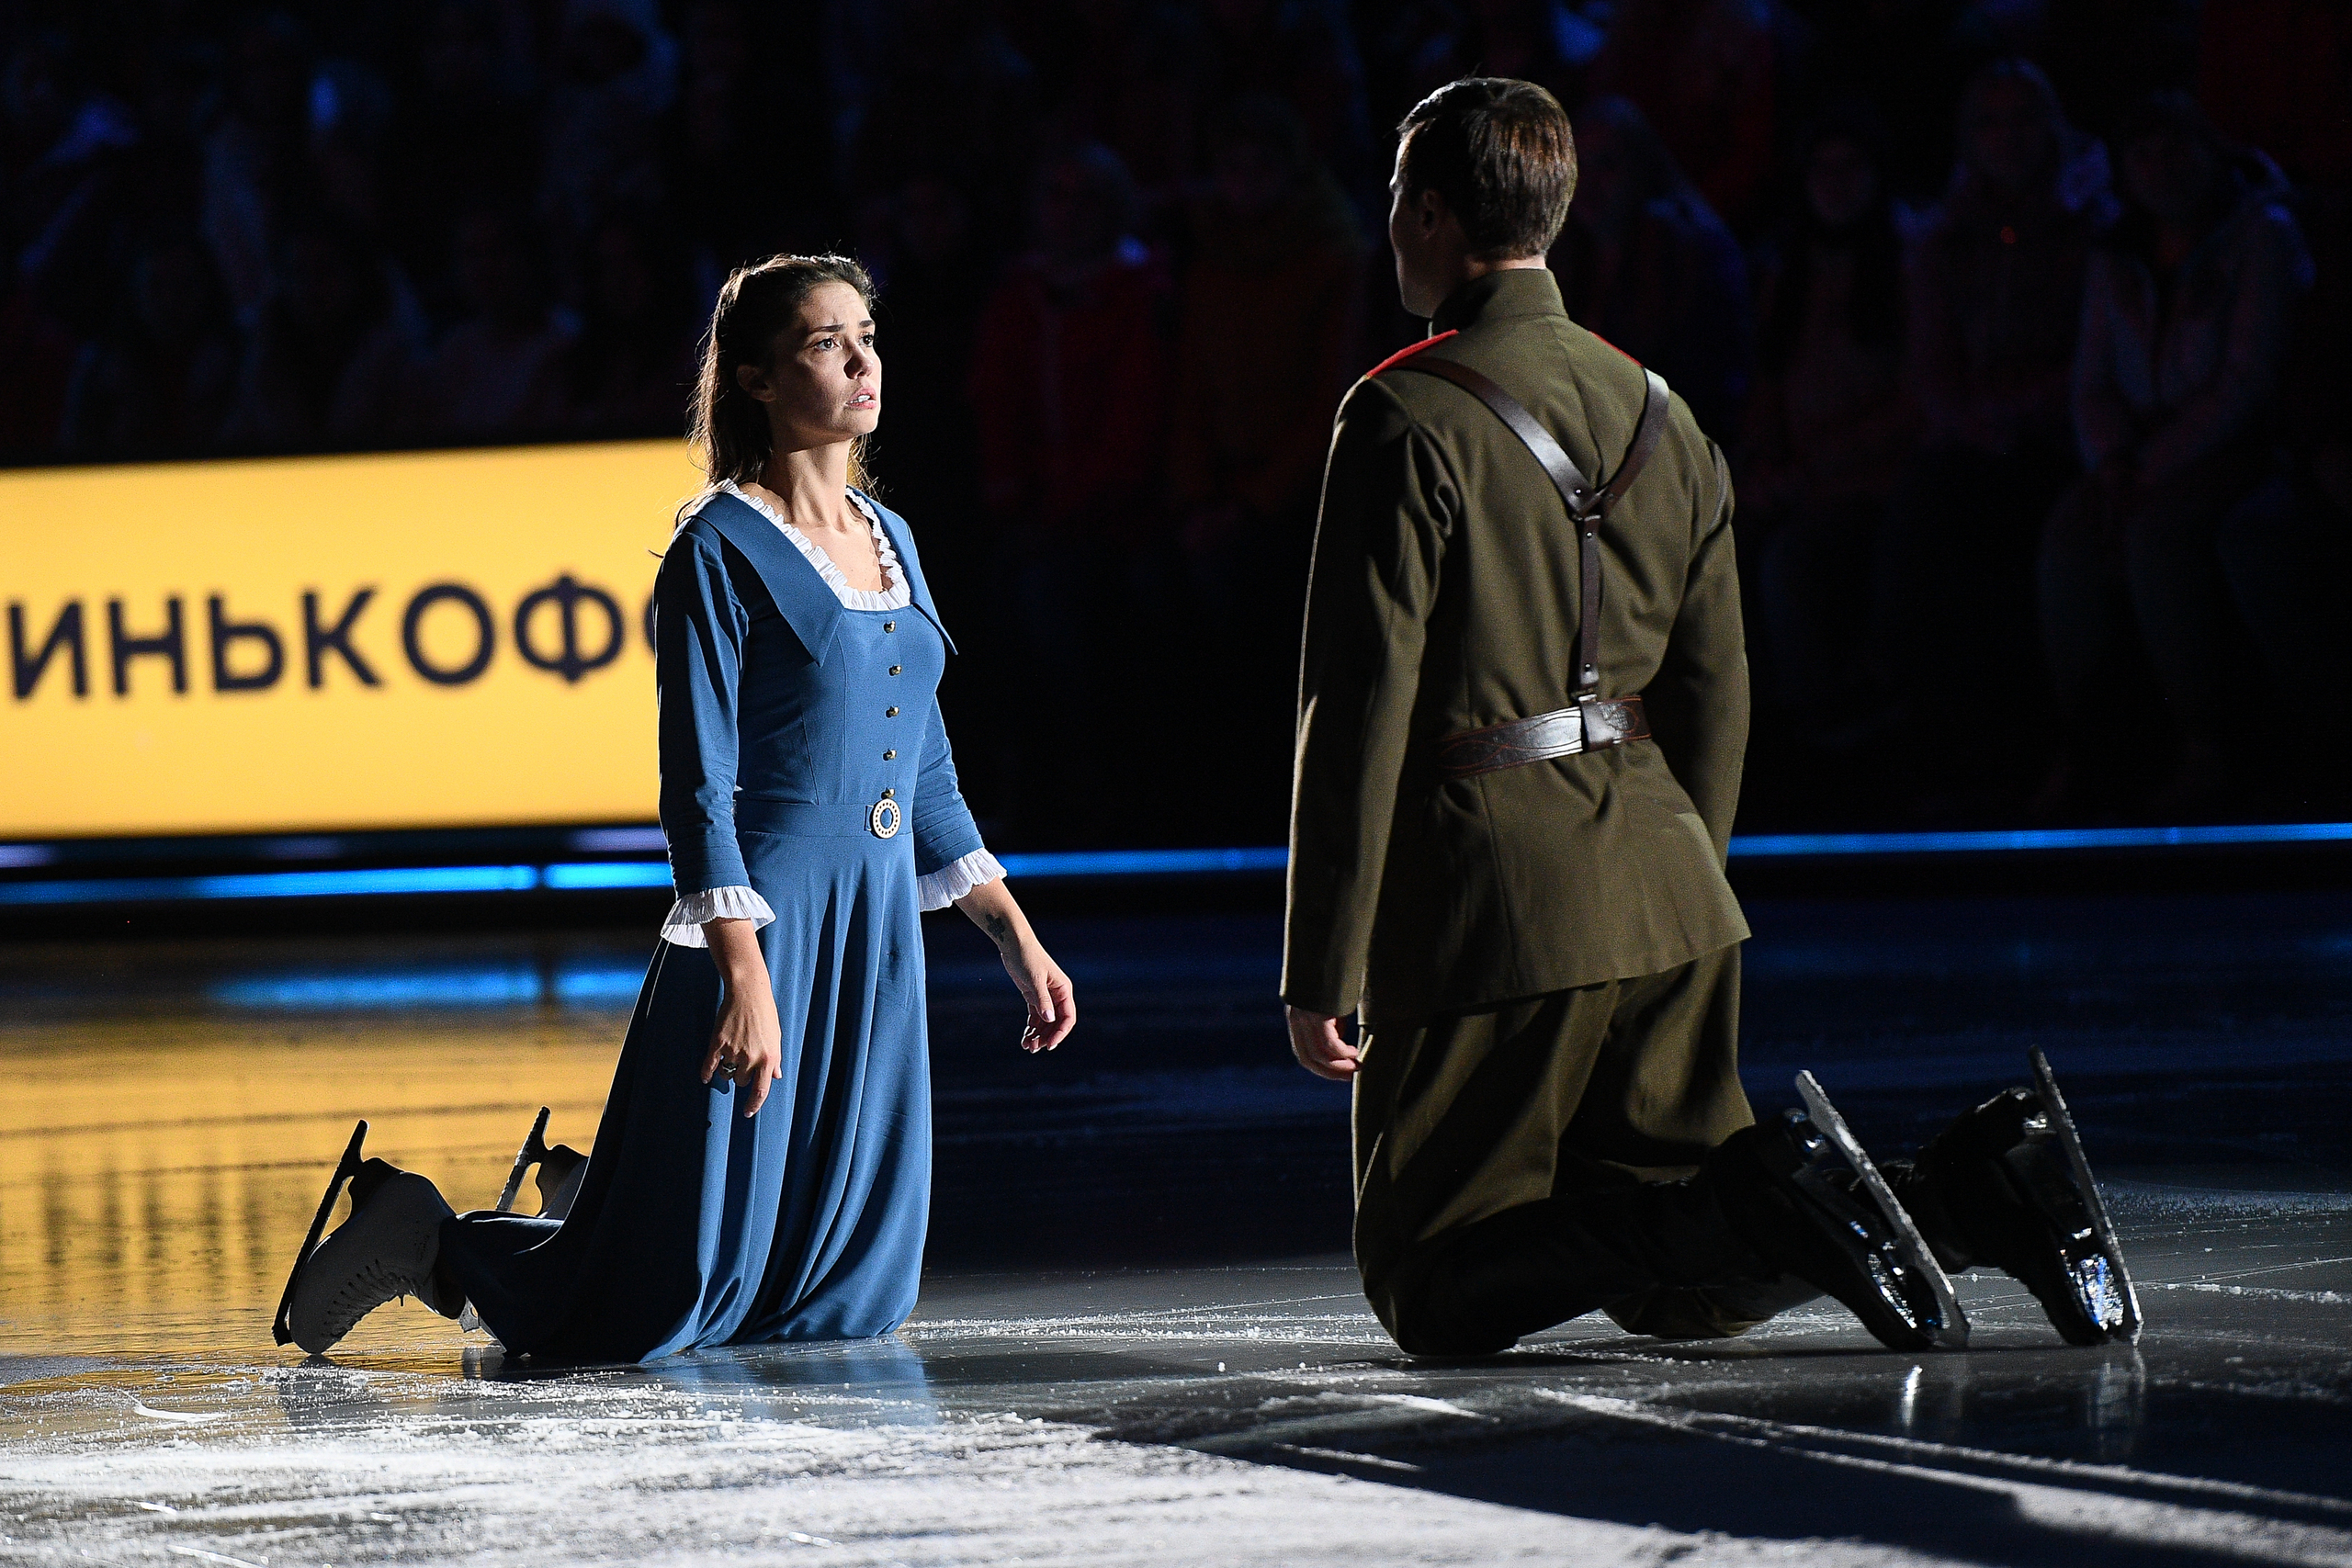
[869,794,901,840]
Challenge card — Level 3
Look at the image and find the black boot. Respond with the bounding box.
[1888,1050,2142,1346]
[1707,1074,1969,1353]
[1603,1272,1824,1341]
[282,1149,461,1353]
[534,1143,588,1220]
[1396,1174,1781,1356]
[493,1106,590,1220]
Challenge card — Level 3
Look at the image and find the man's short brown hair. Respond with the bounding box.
[1396,77,1577,260]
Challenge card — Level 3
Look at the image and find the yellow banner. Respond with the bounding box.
[2,441,704,839]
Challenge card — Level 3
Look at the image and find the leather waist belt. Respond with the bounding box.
[1381,349,1676,787]
[1436,696,1651,779]
[735,795,904,839]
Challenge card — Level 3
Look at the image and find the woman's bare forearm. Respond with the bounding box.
[956,874,1077,1050]
[953,875,1032,953]
[704,917,770,987]
[700,917,780,1112]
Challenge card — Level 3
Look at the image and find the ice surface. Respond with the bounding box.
[7,1217,2352,1567]
[6,895,2352,1563]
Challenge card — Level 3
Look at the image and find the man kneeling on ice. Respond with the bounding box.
[1281,75,2139,1357]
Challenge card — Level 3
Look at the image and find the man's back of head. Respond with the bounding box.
[1389,77,1577,315]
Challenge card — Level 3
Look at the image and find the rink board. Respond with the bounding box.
[0,441,700,838]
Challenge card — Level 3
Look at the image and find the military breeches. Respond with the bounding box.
[1352,943,1791,1356]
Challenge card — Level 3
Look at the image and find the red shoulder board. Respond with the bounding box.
[1584,328,1641,367]
[1365,329,1459,378]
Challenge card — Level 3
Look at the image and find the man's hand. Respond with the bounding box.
[1286,1005,1361,1081]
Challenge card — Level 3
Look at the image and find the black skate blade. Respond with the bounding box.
[272,1120,367,1347]
[2029,1046,2143,1343]
[1794,1074,1969,1350]
[493,1106,552,1213]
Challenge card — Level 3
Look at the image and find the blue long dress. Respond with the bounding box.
[436,488,986,1361]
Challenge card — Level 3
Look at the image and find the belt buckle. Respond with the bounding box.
[868,794,901,840]
[1579,695,1623,749]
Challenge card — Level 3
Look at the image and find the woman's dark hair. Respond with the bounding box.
[1396,76,1577,260]
[685,253,877,502]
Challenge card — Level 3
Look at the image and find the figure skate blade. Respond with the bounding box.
[272,1120,368,1347]
[1794,1074,1969,1351]
[2025,1046,2143,1343]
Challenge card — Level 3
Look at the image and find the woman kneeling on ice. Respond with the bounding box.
[278,254,1077,1359]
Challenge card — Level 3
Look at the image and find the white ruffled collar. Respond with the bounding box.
[719,480,911,612]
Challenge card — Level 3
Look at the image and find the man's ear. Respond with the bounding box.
[1414,184,1448,236]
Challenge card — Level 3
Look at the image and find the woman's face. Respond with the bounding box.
[739,280,880,450]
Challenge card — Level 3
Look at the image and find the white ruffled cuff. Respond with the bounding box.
[917,848,1005,912]
[660,885,777,947]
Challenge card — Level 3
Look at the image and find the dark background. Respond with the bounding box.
[5,0,2347,857]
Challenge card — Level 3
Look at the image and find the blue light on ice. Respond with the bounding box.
[4,820,2348,909]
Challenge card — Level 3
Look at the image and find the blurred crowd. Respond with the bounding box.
[5,0,2348,840]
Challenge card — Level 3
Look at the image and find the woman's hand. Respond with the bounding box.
[953,876,1077,1054]
[701,918,783,1115]
[1001,935,1077,1054]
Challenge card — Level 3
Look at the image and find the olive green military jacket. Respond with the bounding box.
[1282,268,1748,1027]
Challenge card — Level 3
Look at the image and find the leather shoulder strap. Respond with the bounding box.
[1389,355,1596,514]
[1599,368,1672,513]
[1388,356,1672,698]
